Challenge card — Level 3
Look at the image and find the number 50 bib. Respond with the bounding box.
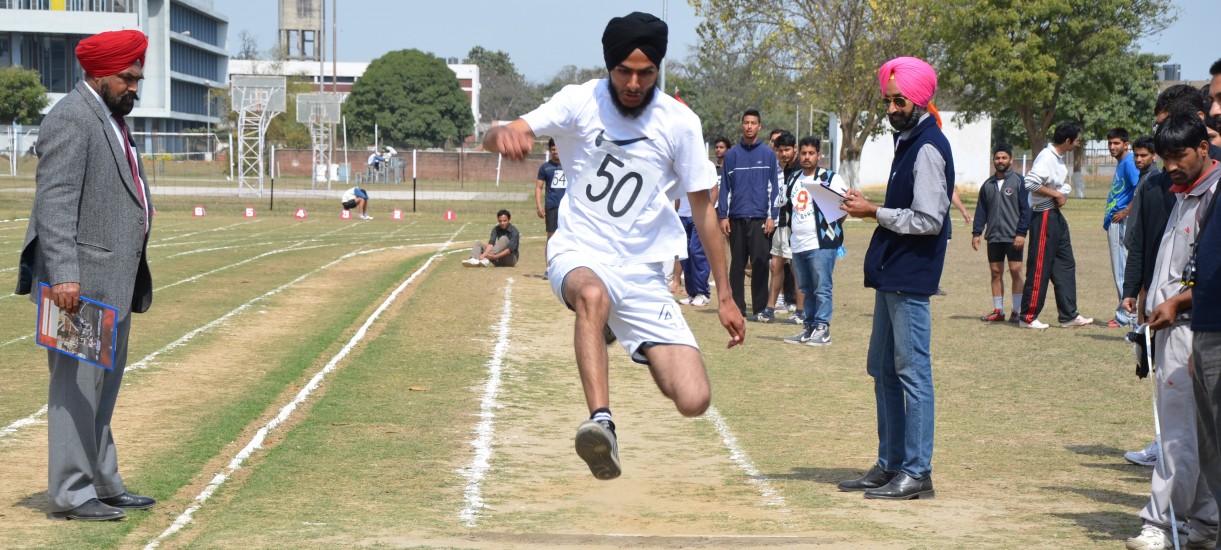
[574,140,662,230]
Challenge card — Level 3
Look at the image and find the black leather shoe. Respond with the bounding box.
[50,498,126,521]
[863,472,935,500]
[837,465,897,492]
[99,492,156,510]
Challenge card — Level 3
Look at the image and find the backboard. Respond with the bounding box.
[231,75,287,113]
[296,93,342,124]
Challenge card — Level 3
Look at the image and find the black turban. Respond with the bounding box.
[602,12,668,71]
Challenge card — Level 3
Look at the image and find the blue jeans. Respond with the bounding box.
[1107,221,1133,324]
[867,290,935,478]
[791,248,836,327]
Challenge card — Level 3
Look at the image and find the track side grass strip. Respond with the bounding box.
[145,246,463,548]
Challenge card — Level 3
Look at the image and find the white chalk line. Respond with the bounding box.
[0,405,46,439]
[457,279,514,527]
[152,222,354,292]
[0,225,467,442]
[0,223,356,304]
[144,227,466,549]
[155,220,262,242]
[704,405,789,511]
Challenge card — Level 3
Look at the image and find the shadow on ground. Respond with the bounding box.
[1050,510,1134,543]
[767,466,865,486]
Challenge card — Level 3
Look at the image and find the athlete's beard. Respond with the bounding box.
[100,81,138,117]
[607,79,656,119]
[887,106,924,133]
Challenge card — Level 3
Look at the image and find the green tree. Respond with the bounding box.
[539,65,606,99]
[692,0,932,189]
[463,46,539,123]
[932,0,1174,152]
[0,67,49,124]
[343,49,473,148]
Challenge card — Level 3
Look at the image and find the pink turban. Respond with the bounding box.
[75,30,147,77]
[877,57,937,108]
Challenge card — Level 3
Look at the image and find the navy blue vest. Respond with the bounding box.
[862,115,955,295]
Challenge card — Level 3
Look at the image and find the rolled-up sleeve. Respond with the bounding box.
[877,144,949,235]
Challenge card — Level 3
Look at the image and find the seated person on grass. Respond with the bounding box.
[463,209,520,267]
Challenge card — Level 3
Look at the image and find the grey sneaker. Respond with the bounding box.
[784,312,806,325]
[1124,440,1158,467]
[575,419,621,480]
[784,326,814,344]
[806,323,831,346]
[750,308,775,323]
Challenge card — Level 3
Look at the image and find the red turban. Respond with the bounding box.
[877,57,937,108]
[75,30,147,77]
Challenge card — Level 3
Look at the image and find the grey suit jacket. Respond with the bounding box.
[15,80,153,320]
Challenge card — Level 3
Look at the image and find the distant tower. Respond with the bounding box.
[279,0,322,61]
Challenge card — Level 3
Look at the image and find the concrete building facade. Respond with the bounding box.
[0,0,228,144]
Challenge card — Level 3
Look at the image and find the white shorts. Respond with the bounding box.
[770,226,792,259]
[548,252,699,364]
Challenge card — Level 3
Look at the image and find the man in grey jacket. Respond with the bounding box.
[971,144,1030,323]
[15,29,156,521]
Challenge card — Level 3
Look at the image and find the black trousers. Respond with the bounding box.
[728,217,773,315]
[1019,209,1080,323]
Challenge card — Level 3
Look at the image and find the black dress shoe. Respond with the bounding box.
[863,472,934,500]
[99,492,157,510]
[50,498,126,521]
[837,465,897,492]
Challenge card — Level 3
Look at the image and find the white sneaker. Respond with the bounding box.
[1126,524,1170,550]
[1060,315,1094,328]
[1124,441,1159,467]
[479,258,493,267]
[1019,319,1049,330]
[690,295,710,307]
[775,295,786,309]
[360,214,372,220]
[462,258,480,267]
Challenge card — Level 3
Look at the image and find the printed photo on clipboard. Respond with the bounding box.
[35,283,118,370]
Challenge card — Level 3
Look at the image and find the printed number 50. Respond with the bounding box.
[587,154,643,218]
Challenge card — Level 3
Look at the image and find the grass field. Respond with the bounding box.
[0,178,1163,549]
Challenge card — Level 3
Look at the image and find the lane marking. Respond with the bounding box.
[0,226,469,442]
[457,279,514,527]
[704,405,789,510]
[145,226,465,549]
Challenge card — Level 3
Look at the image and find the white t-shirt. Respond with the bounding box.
[521,79,713,265]
[789,169,845,253]
[341,187,358,202]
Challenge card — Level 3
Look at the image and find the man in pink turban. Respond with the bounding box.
[838,56,954,500]
[15,28,156,520]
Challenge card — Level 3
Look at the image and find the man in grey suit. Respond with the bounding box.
[16,29,156,521]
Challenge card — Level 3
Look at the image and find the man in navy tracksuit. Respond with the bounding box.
[838,56,951,501]
[717,109,780,317]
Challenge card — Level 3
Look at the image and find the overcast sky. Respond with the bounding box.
[209,0,1214,83]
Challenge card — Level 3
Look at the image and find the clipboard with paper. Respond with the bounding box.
[800,172,850,223]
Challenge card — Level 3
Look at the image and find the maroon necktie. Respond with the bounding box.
[112,114,149,232]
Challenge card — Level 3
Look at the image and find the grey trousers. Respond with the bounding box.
[1140,324,1218,537]
[1193,330,1221,547]
[470,236,517,267]
[47,315,130,512]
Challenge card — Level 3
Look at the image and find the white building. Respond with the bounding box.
[854,112,993,190]
[1,0,228,149]
[228,59,481,136]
